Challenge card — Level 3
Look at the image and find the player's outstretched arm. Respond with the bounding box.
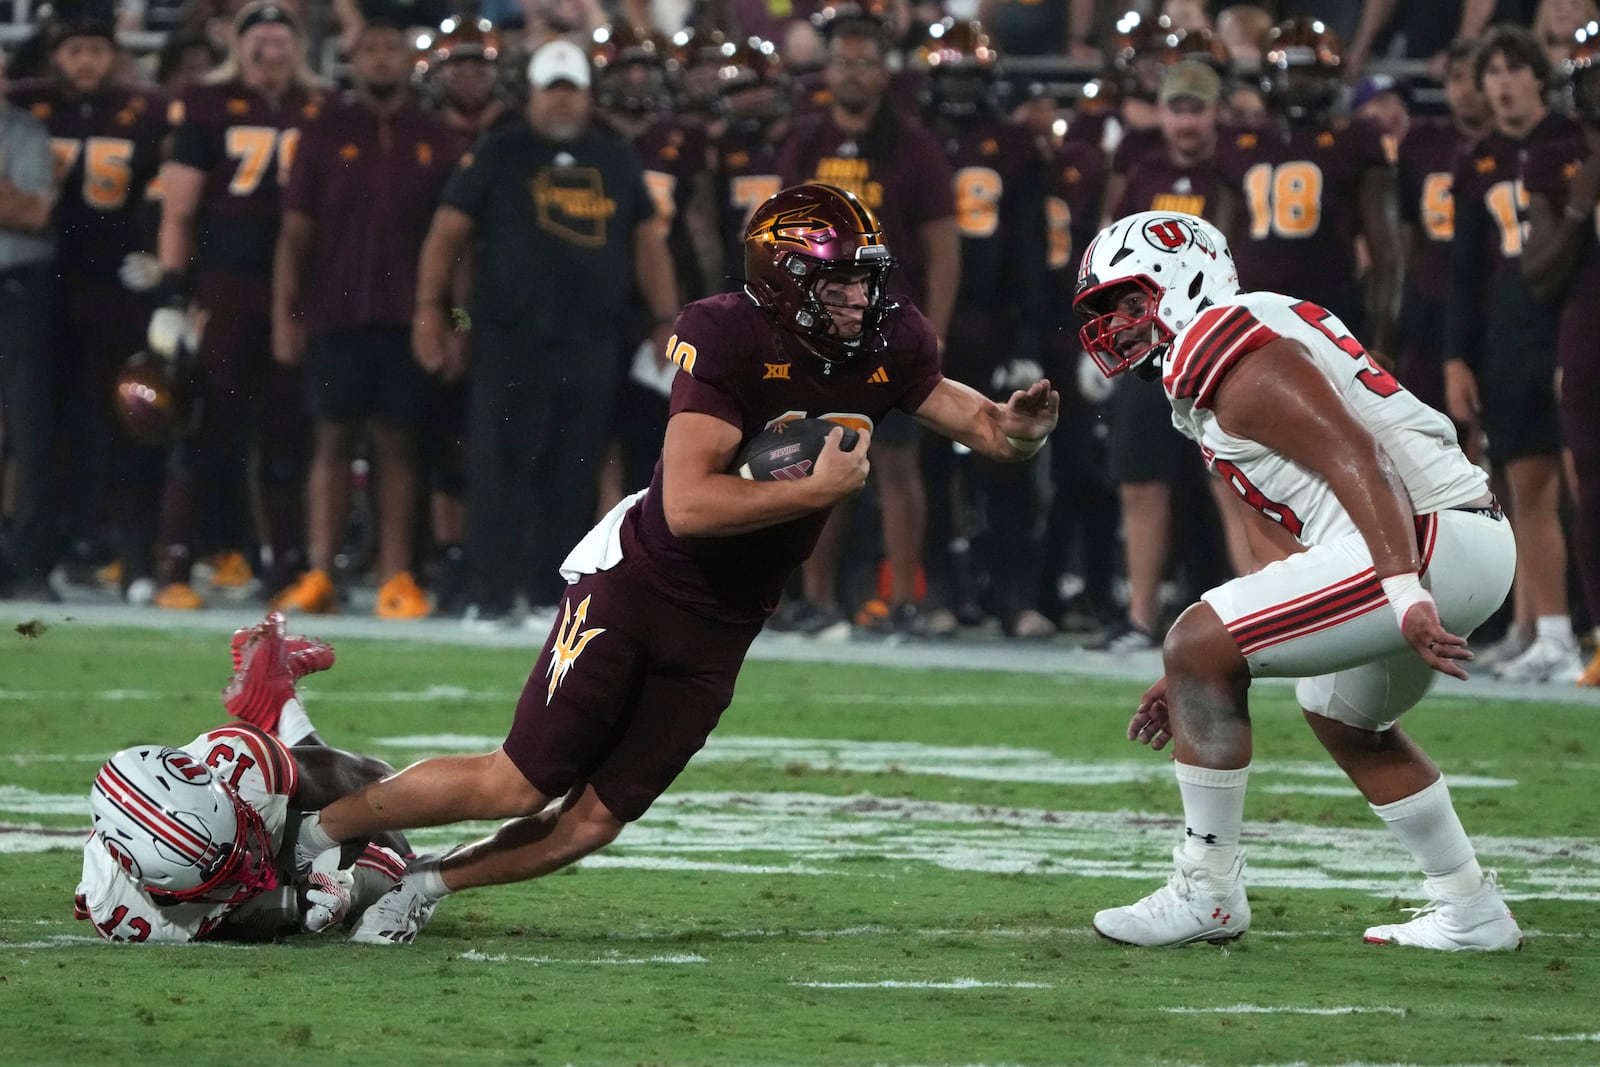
[912,377,1059,461]
[661,412,870,537]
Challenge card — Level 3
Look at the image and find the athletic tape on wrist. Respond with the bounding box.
[1380,572,1433,630]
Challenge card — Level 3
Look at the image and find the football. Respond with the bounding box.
[733,418,860,481]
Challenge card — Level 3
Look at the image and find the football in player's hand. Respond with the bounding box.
[733,419,859,481]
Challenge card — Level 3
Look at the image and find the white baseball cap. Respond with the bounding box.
[527,39,591,89]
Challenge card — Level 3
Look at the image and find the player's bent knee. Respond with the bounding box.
[484,749,555,818]
[1162,601,1245,681]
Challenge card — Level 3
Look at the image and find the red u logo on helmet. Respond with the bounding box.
[1144,219,1187,250]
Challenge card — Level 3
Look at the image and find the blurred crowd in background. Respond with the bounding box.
[0,0,1596,689]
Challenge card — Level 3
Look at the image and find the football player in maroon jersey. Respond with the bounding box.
[1522,26,1600,686]
[1446,24,1585,682]
[919,17,1055,636]
[8,2,170,599]
[291,184,1057,924]
[591,24,719,500]
[1214,18,1401,357]
[709,37,791,278]
[148,1,326,610]
[1379,43,1490,419]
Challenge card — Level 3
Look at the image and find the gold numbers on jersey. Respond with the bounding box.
[1046,195,1072,270]
[1420,171,1454,242]
[954,166,1003,238]
[49,136,136,211]
[1243,160,1324,239]
[1484,178,1529,257]
[224,126,301,197]
[645,169,679,226]
[665,334,698,375]
[730,174,782,227]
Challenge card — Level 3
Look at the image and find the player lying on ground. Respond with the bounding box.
[76,612,441,944]
[1073,211,1521,951]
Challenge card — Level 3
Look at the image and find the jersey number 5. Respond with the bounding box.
[1290,300,1400,398]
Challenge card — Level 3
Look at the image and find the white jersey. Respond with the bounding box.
[75,725,297,943]
[1162,291,1487,544]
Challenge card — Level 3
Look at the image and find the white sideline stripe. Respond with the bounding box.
[1164,1004,1407,1016]
[792,979,1052,989]
[458,949,706,965]
[1527,1033,1600,1042]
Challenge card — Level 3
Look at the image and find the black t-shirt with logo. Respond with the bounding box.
[442,122,655,336]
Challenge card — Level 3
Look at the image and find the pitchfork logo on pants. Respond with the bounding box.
[545,594,607,704]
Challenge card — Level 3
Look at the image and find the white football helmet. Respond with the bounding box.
[1073,211,1240,380]
[90,745,278,905]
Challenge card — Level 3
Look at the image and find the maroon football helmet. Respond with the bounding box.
[1565,26,1600,127]
[114,351,196,448]
[743,183,897,365]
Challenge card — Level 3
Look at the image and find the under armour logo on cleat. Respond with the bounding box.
[1211,909,1231,924]
[1186,828,1218,844]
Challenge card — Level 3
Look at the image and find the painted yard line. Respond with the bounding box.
[1163,1004,1407,1016]
[1526,1033,1600,1042]
[9,789,1599,898]
[791,979,1052,990]
[458,949,706,965]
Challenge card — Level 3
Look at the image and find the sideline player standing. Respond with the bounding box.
[1073,210,1520,951]
[292,183,1058,937]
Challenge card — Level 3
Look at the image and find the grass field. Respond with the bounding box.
[2,620,1597,1067]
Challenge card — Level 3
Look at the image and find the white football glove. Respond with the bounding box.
[1076,350,1116,404]
[300,849,355,933]
[147,306,194,359]
[118,252,163,292]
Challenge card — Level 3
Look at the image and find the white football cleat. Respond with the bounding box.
[348,877,439,945]
[1493,636,1585,684]
[1094,846,1250,947]
[1363,872,1522,951]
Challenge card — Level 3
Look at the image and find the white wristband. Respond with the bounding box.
[1005,434,1046,457]
[1380,572,1433,629]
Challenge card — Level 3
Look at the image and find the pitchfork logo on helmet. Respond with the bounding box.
[89,745,278,907]
[1074,211,1239,380]
[743,183,898,365]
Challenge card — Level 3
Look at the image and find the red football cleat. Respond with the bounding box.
[230,612,335,678]
[223,613,295,731]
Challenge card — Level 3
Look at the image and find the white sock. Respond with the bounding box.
[1535,615,1574,646]
[406,853,452,902]
[1370,777,1483,902]
[277,697,316,746]
[1175,761,1249,878]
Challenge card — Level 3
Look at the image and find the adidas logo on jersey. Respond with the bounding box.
[867,366,890,384]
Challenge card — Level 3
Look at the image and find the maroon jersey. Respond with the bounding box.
[776,113,956,304]
[938,119,1043,304]
[711,129,783,283]
[624,291,943,623]
[1108,124,1164,174]
[1111,145,1220,222]
[1215,118,1390,302]
[1446,112,1580,368]
[169,79,327,277]
[9,79,167,280]
[1397,118,1467,302]
[282,95,464,333]
[628,116,709,299]
[1523,135,1600,375]
[1042,140,1105,327]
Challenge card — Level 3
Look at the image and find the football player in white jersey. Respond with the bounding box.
[75,613,438,944]
[1070,211,1521,951]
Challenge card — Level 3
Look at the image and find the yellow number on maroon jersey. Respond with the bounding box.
[48,136,136,211]
[1045,195,1072,270]
[1420,171,1453,242]
[954,166,1003,238]
[1243,160,1324,238]
[645,169,678,226]
[225,126,300,197]
[1483,178,1528,257]
[730,174,782,227]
